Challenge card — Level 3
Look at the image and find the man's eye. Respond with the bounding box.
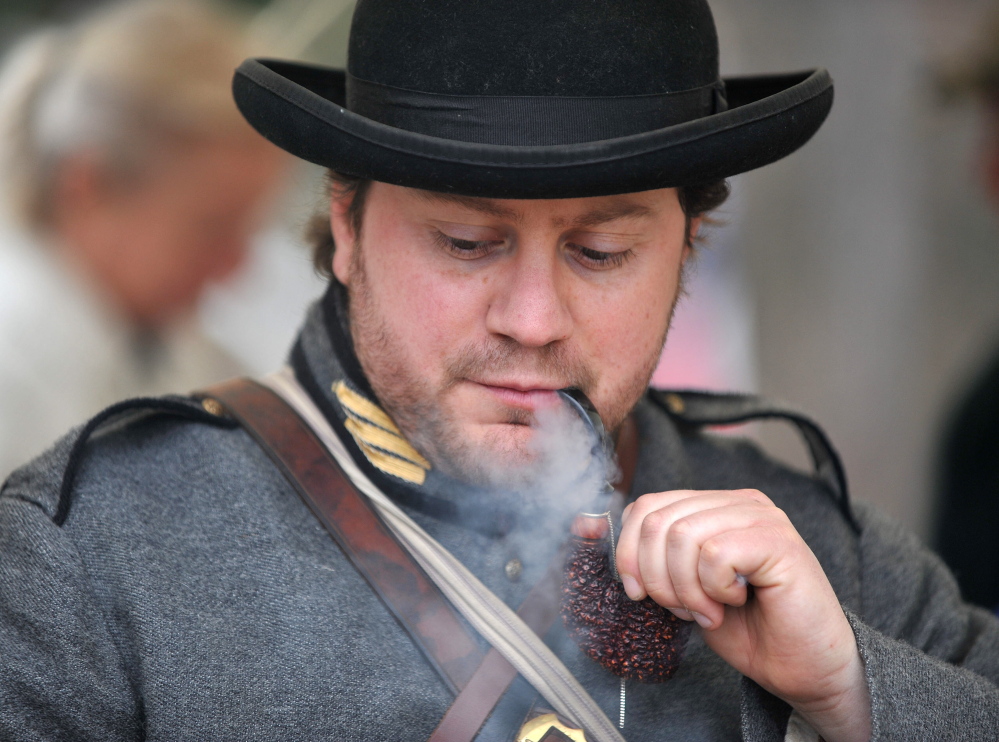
[433,231,495,257]
[571,244,633,269]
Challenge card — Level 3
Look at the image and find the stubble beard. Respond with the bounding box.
[344,246,678,491]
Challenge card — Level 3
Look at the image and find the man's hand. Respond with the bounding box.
[615,489,871,742]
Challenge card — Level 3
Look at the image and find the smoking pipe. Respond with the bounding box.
[556,387,616,499]
[556,388,692,683]
[557,387,611,459]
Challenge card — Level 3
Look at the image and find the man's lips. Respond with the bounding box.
[470,381,563,411]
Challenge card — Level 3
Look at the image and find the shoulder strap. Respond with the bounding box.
[201,377,570,742]
[429,560,563,742]
[649,389,858,533]
[200,377,484,694]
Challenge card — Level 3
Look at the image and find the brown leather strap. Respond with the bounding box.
[428,556,564,742]
[201,377,484,694]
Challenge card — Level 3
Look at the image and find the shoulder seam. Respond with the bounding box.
[55,396,238,527]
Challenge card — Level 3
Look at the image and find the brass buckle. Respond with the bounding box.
[518,713,588,742]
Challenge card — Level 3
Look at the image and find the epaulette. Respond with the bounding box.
[53,395,239,526]
[649,388,858,533]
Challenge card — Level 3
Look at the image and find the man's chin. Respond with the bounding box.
[472,420,540,460]
[429,422,541,489]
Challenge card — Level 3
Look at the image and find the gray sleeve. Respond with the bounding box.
[852,503,999,741]
[0,495,140,741]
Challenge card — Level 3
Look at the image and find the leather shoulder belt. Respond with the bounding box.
[200,377,565,742]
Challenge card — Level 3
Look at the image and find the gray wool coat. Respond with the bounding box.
[2,295,999,741]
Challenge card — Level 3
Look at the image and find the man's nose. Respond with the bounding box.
[485,247,572,347]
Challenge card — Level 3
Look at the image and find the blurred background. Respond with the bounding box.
[1,0,997,552]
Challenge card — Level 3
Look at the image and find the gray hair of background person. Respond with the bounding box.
[0,0,254,232]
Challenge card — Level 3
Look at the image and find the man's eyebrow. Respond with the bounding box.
[414,190,653,227]
[414,190,521,221]
[563,202,653,229]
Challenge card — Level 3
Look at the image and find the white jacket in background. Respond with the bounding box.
[0,225,244,479]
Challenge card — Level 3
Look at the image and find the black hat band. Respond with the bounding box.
[346,73,729,147]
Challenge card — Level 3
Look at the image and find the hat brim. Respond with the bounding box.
[234,59,832,199]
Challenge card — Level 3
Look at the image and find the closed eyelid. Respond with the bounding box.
[565,234,641,255]
[432,231,499,258]
[569,243,634,269]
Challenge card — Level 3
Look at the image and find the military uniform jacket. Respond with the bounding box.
[2,287,999,741]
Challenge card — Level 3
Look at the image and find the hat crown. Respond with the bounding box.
[348,0,719,97]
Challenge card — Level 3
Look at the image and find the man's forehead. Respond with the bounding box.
[410,187,664,228]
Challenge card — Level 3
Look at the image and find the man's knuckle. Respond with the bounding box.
[741,488,772,506]
[669,516,696,542]
[640,509,670,537]
[700,537,727,566]
[670,573,697,599]
[643,578,672,600]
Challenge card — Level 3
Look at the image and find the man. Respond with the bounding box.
[0,0,288,477]
[1,1,998,740]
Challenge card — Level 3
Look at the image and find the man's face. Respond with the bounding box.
[331,182,693,486]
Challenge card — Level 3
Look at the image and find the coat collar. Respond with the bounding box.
[290,283,528,536]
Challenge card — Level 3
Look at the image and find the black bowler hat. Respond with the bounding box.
[233,0,833,199]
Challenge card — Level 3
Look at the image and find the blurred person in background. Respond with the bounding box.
[935,10,999,613]
[0,0,287,478]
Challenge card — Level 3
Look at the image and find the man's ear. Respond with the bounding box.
[684,215,703,260]
[329,191,357,285]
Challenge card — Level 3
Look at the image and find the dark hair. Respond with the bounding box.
[308,171,729,279]
[308,172,371,279]
[678,179,730,251]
